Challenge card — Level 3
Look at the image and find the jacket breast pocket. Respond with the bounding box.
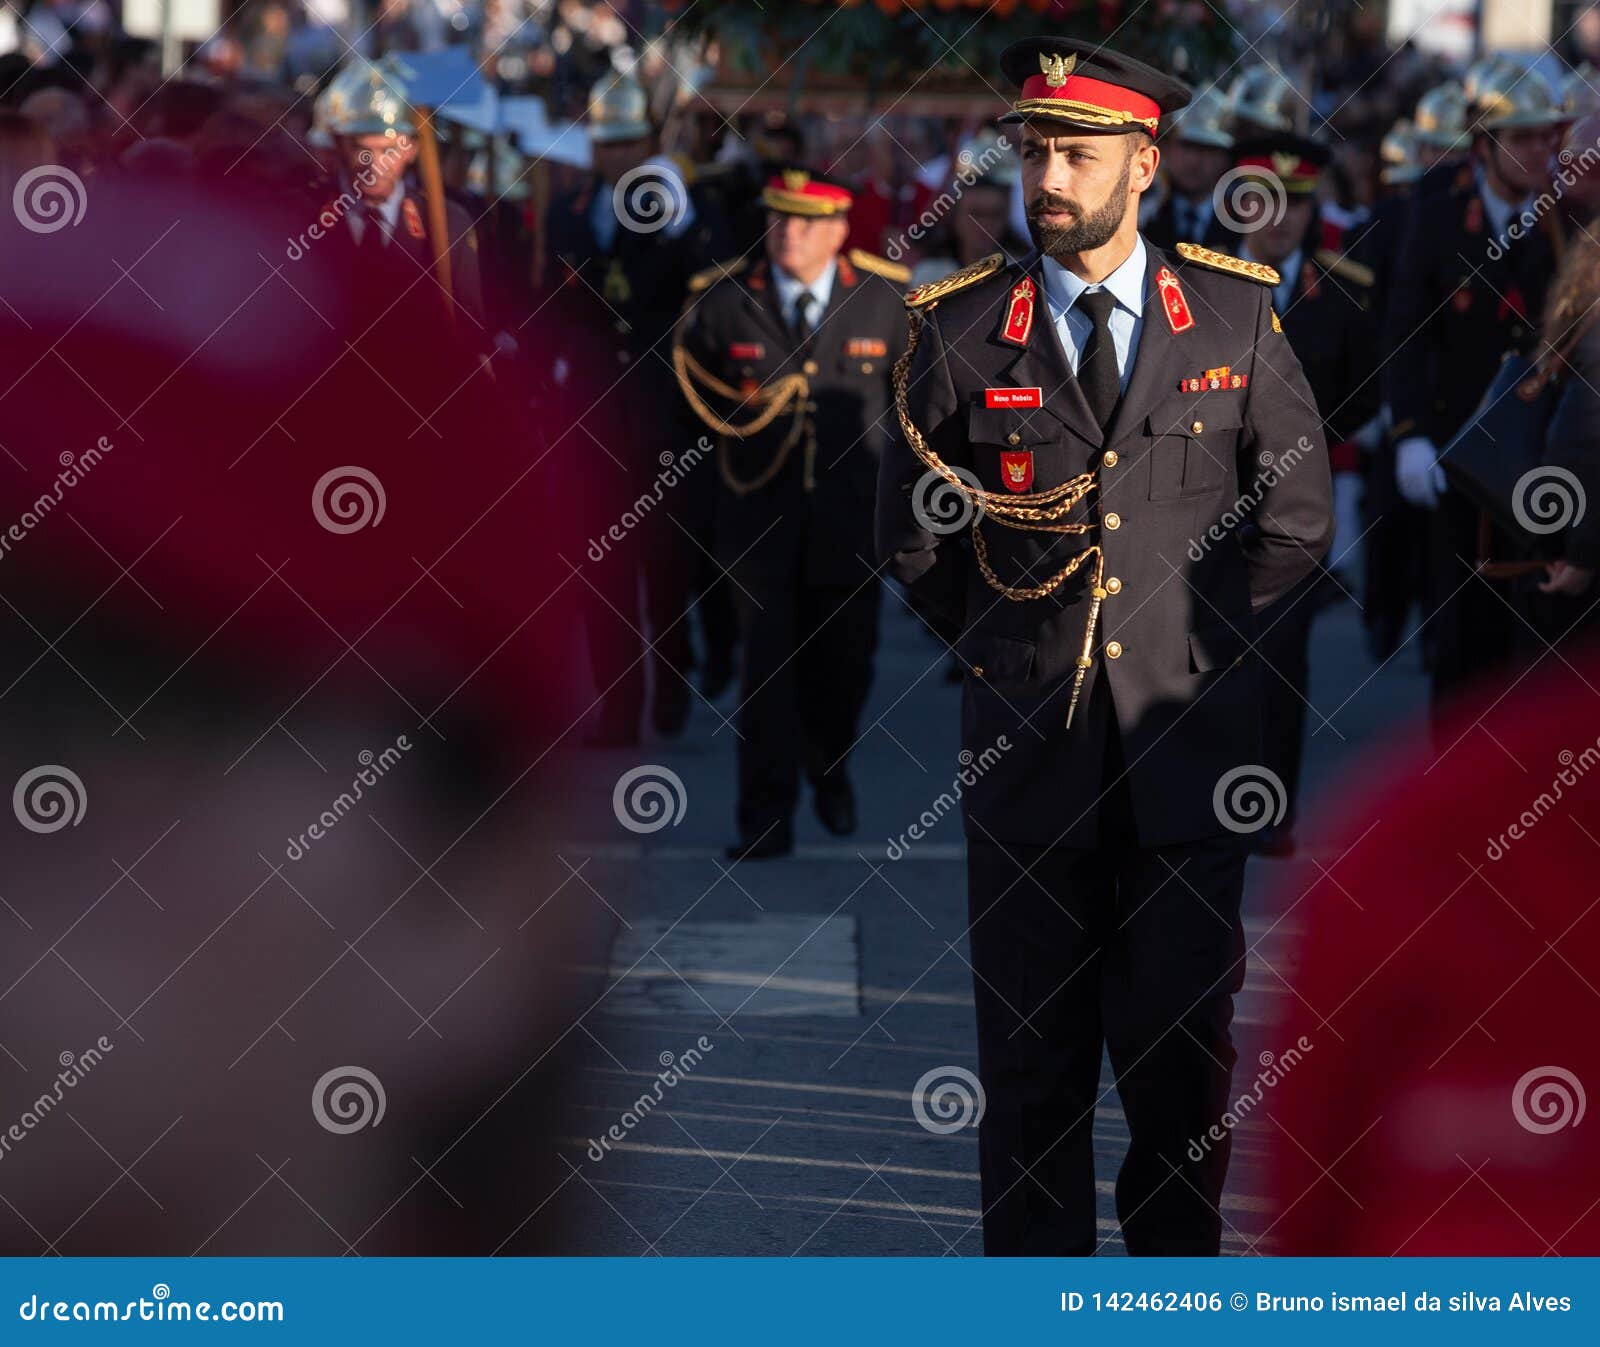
[1144,400,1244,501]
[957,629,1037,691]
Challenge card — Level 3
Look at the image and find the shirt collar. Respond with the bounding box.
[1041,235,1148,320]
[772,257,837,314]
[1475,163,1526,238]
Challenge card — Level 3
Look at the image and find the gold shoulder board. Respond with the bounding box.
[848,248,911,284]
[1175,241,1280,288]
[687,257,748,293]
[1314,248,1375,287]
[904,252,1005,309]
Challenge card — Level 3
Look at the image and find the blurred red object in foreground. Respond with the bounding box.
[1269,647,1600,1254]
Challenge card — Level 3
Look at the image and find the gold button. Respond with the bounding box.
[1191,419,1204,434]
[1105,576,1122,594]
[971,665,984,677]
[1104,512,1121,530]
[1102,450,1119,467]
[862,361,874,373]
[1105,640,1124,659]
[1007,431,1021,445]
[803,359,819,375]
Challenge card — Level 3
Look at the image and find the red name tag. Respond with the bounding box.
[984,387,1043,409]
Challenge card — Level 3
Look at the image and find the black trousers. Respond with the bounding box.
[733,578,880,835]
[1425,495,1516,712]
[965,739,1249,1256]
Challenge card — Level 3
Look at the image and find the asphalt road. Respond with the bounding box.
[553,578,1428,1256]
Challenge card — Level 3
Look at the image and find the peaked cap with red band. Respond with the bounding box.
[761,166,854,218]
[1231,133,1331,196]
[998,38,1191,136]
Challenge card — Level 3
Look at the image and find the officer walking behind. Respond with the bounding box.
[1140,86,1240,252]
[1235,133,1380,854]
[675,169,910,860]
[1384,60,1565,712]
[878,40,1332,1255]
[543,70,730,747]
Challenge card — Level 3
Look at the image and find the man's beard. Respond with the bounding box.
[1026,155,1133,257]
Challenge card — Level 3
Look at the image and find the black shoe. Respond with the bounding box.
[652,679,691,738]
[725,824,793,862]
[700,651,735,701]
[812,777,857,837]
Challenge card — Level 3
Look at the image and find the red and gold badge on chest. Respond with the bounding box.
[998,449,1034,492]
[999,277,1036,346]
[402,197,426,241]
[1156,266,1195,333]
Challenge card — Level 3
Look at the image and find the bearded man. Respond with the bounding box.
[876,39,1332,1256]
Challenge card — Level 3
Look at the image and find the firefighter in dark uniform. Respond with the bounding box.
[314,58,486,328]
[1384,62,1566,713]
[877,40,1332,1256]
[674,169,911,860]
[1234,134,1380,855]
[1140,87,1241,252]
[542,72,733,747]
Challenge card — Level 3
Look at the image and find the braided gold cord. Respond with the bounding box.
[673,344,809,438]
[893,305,1109,725]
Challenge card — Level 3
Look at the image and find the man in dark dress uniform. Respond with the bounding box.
[1234,134,1380,854]
[1384,61,1566,713]
[877,40,1332,1256]
[313,57,485,328]
[1140,87,1241,252]
[542,72,732,747]
[674,169,910,860]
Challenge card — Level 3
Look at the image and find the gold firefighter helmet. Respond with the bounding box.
[318,56,415,140]
[1468,60,1566,132]
[1412,81,1469,152]
[1380,120,1423,186]
[1226,65,1302,134]
[586,72,653,144]
[1165,85,1234,150]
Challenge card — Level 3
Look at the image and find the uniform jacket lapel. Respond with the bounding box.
[1102,244,1187,446]
[999,253,1103,449]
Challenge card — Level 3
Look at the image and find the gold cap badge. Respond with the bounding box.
[1039,52,1077,88]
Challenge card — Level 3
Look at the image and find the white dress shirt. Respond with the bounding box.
[1041,235,1147,394]
[772,257,837,330]
[348,178,406,246]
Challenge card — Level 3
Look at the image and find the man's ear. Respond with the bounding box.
[1132,137,1160,194]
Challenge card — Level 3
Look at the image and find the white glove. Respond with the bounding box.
[1395,436,1447,510]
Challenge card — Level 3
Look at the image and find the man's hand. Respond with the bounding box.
[1395,436,1446,509]
[1538,560,1595,596]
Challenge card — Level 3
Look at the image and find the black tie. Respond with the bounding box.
[1076,289,1121,430]
[359,204,388,259]
[792,290,817,344]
